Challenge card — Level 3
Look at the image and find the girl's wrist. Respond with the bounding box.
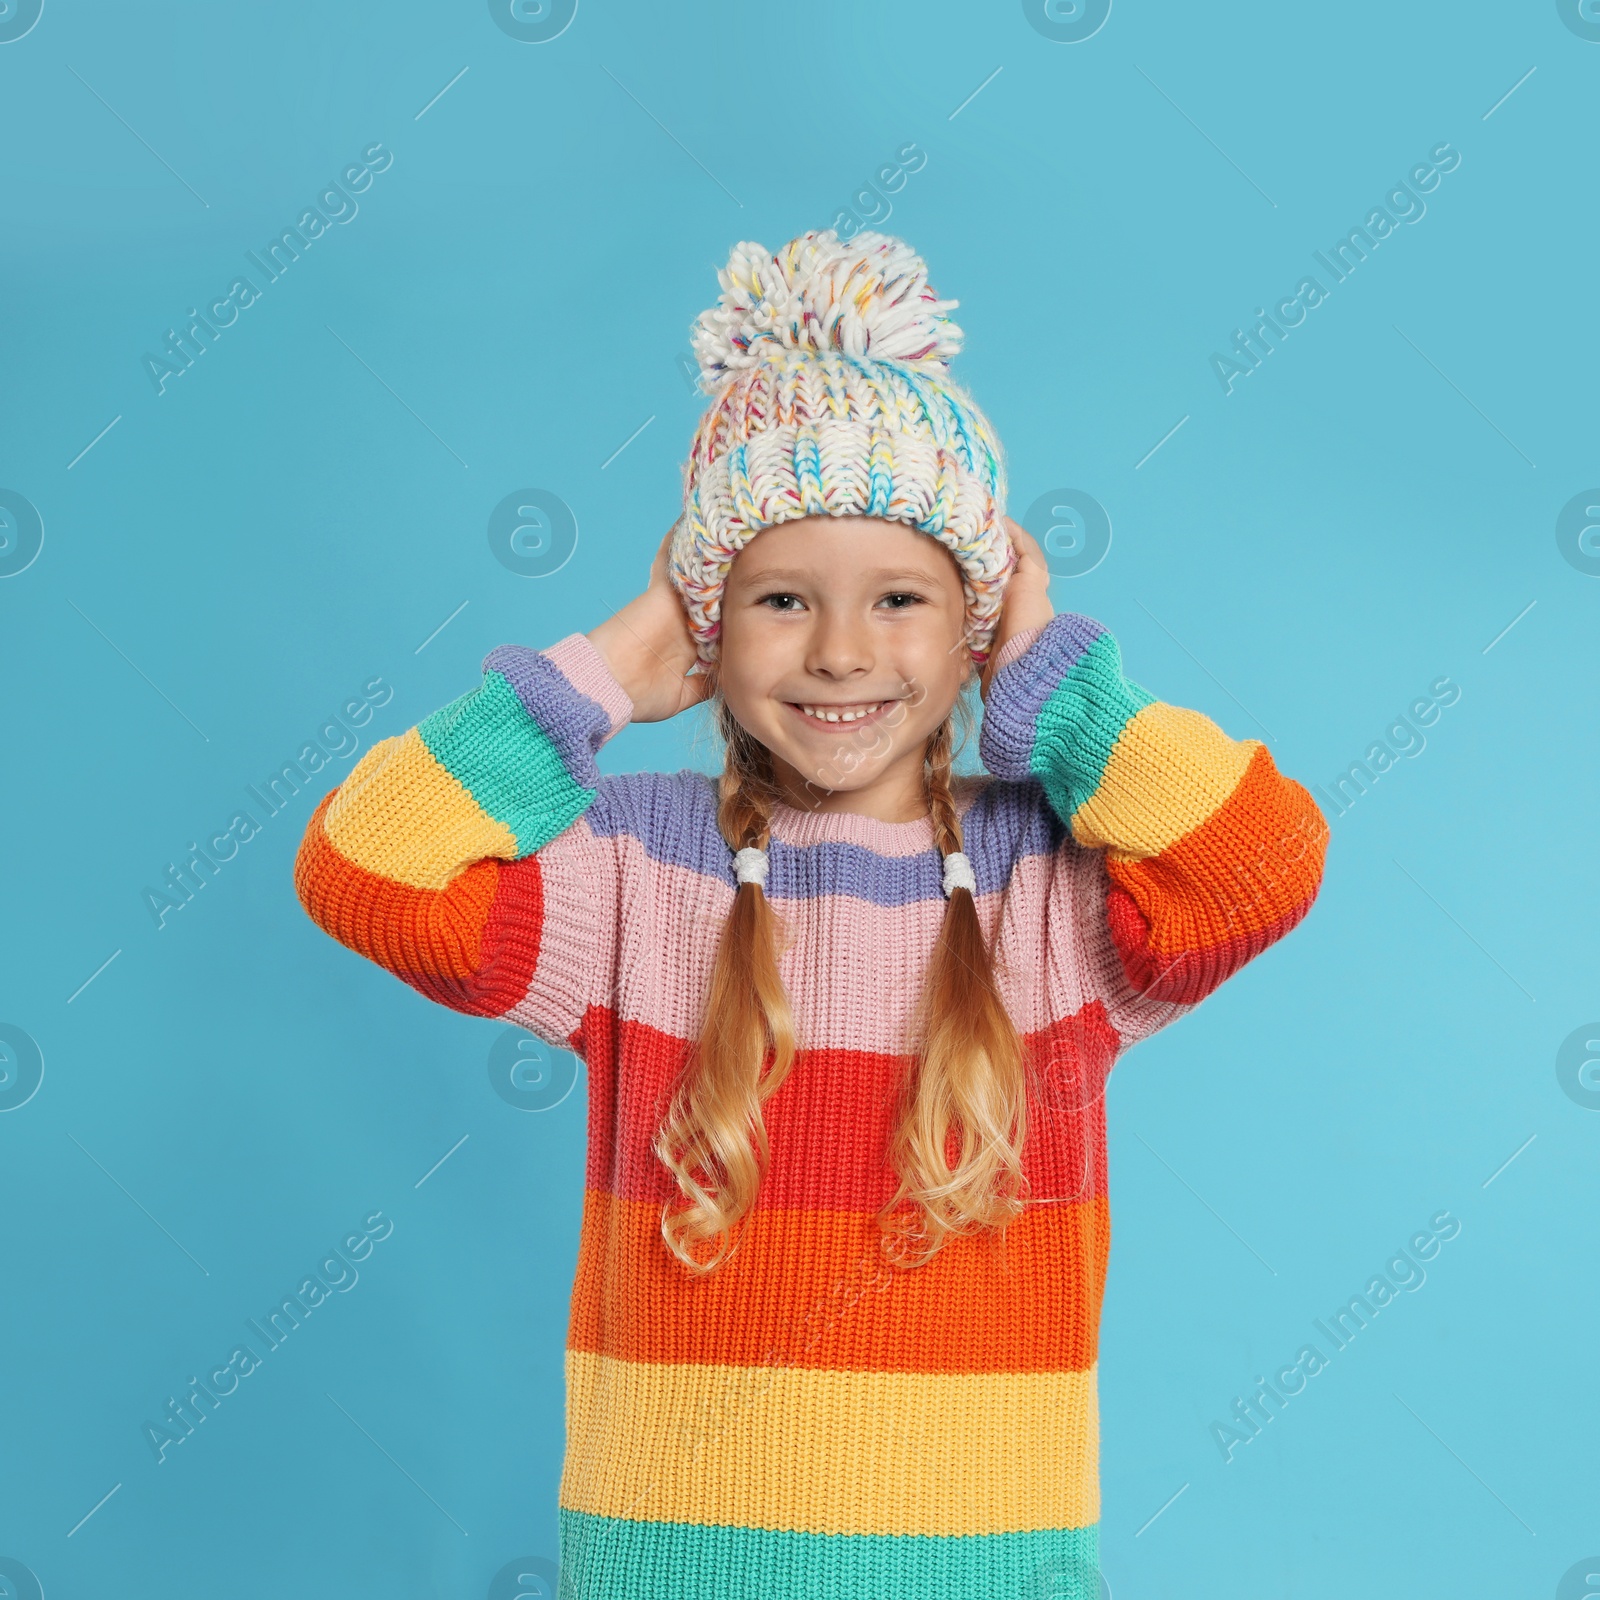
[585,611,658,709]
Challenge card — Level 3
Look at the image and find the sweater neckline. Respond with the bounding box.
[766,774,985,855]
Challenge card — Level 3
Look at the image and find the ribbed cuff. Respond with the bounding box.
[539,632,635,741]
[993,623,1046,675]
[979,612,1107,782]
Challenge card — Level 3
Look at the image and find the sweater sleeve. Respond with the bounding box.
[979,612,1328,1012]
[293,631,633,1043]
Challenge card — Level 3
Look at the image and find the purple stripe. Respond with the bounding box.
[773,781,1064,907]
[978,612,1105,783]
[585,770,1066,908]
[586,771,736,881]
[483,644,615,791]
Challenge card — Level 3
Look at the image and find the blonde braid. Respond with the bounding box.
[878,708,1030,1268]
[653,700,799,1273]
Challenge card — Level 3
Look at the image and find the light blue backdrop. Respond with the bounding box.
[2,1,1595,1595]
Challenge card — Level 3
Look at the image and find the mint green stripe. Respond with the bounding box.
[558,1510,1099,1599]
[1032,630,1156,827]
[417,669,592,857]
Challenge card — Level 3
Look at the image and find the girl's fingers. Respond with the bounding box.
[1005,516,1042,562]
[650,522,679,578]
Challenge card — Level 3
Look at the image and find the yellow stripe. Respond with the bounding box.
[323,729,517,891]
[1073,700,1258,858]
[559,1349,1098,1536]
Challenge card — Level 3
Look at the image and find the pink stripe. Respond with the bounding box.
[500,816,620,1047]
[767,773,986,856]
[505,820,1187,1058]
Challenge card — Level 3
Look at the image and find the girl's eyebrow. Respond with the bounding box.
[743,567,939,585]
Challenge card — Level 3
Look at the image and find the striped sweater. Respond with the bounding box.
[294,611,1328,1600]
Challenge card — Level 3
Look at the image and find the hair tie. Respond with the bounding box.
[941,850,976,898]
[732,846,770,888]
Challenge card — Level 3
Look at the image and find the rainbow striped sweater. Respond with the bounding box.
[294,612,1328,1599]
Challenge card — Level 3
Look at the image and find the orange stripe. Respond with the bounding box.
[295,792,493,978]
[567,1187,1108,1374]
[295,792,548,1017]
[1107,748,1327,954]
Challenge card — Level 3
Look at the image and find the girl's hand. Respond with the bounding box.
[980,517,1054,698]
[586,525,714,724]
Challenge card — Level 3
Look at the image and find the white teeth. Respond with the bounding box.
[798,702,882,723]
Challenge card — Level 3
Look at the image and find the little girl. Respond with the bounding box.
[295,230,1328,1600]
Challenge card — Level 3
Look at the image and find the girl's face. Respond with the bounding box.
[716,515,975,816]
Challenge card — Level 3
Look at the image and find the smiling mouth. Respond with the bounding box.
[785,699,895,728]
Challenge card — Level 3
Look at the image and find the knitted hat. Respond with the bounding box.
[668,229,1017,667]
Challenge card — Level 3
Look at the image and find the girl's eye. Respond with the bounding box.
[757,591,924,611]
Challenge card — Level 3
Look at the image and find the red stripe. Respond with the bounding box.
[576,1002,1121,1211]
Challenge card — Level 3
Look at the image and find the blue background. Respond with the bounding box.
[2,1,1596,1595]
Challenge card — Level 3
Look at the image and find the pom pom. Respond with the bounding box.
[690,229,963,393]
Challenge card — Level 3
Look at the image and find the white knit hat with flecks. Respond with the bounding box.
[668,229,1016,666]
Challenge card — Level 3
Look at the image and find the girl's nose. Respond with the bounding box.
[804,618,875,679]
